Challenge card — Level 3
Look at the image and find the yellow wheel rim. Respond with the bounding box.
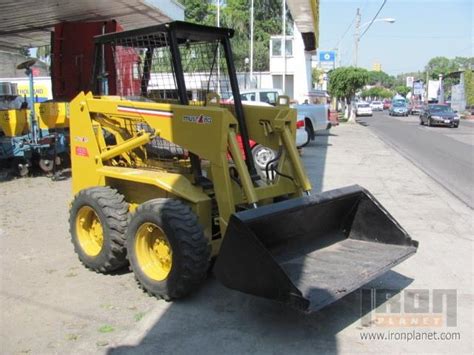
[135,222,173,281]
[75,206,104,256]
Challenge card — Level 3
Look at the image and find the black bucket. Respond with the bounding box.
[213,185,418,312]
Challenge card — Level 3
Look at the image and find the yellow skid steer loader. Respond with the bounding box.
[69,21,417,312]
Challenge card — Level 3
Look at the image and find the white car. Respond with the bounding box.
[370,101,383,111]
[355,102,373,117]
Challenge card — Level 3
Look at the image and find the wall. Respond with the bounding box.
[0,51,49,78]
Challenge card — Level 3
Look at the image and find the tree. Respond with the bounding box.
[425,56,455,79]
[18,47,30,57]
[182,0,213,25]
[328,67,369,121]
[367,70,395,88]
[394,71,424,88]
[451,57,474,71]
[464,70,474,108]
[312,67,323,88]
[394,85,410,97]
[361,86,393,100]
[182,0,293,72]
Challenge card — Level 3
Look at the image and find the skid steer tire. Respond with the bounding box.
[69,187,129,273]
[126,199,211,300]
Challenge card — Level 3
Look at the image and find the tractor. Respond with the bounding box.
[69,21,417,312]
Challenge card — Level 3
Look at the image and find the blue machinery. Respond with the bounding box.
[0,60,69,176]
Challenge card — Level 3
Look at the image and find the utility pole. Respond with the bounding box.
[217,0,220,94]
[282,0,286,94]
[353,8,361,67]
[250,0,254,88]
[438,74,444,104]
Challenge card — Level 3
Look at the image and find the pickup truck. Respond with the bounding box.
[231,89,332,179]
[236,88,332,147]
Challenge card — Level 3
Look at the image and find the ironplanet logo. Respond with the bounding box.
[183,115,212,124]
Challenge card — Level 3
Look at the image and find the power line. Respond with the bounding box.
[334,17,355,48]
[360,0,388,39]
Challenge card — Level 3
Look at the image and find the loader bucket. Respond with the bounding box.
[214,185,418,312]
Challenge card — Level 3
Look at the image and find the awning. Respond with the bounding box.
[0,0,184,51]
[286,0,319,51]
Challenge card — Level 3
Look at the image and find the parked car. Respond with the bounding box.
[235,89,332,146]
[229,89,332,180]
[239,88,280,105]
[389,102,409,116]
[411,103,424,115]
[355,102,373,117]
[383,99,391,110]
[420,104,460,128]
[370,101,384,111]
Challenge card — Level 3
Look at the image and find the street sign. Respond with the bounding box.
[413,82,423,95]
[319,51,335,62]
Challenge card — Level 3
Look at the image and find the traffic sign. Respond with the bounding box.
[319,51,335,62]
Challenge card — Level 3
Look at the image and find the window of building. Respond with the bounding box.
[285,39,293,56]
[271,38,281,56]
[271,38,293,57]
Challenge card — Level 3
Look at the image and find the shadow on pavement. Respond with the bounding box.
[107,126,414,354]
[356,119,370,127]
[301,129,332,193]
[107,271,413,354]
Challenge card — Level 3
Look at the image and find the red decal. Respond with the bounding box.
[75,146,89,157]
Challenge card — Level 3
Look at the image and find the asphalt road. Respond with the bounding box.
[357,111,474,209]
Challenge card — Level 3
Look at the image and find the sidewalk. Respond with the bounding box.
[109,124,472,354]
[1,123,472,354]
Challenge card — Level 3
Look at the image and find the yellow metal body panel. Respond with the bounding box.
[69,93,105,192]
[69,92,312,254]
[97,166,210,204]
[35,102,69,130]
[0,102,69,137]
[0,109,28,136]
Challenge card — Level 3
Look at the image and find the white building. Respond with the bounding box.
[267,25,314,103]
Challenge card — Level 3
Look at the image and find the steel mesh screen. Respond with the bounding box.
[96,28,235,165]
[106,31,232,105]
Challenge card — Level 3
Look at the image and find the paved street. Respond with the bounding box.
[357,112,474,209]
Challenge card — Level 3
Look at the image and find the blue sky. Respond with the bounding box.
[318,0,473,74]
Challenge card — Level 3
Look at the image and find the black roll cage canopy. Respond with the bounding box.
[92,20,258,181]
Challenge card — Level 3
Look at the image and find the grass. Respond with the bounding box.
[98,325,115,333]
[134,312,146,322]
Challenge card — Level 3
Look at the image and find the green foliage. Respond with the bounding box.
[312,67,323,86]
[18,47,30,57]
[182,0,293,71]
[394,85,411,97]
[367,71,395,88]
[182,0,214,25]
[328,67,369,101]
[464,70,474,106]
[98,325,115,333]
[393,71,424,88]
[425,56,454,79]
[361,86,393,99]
